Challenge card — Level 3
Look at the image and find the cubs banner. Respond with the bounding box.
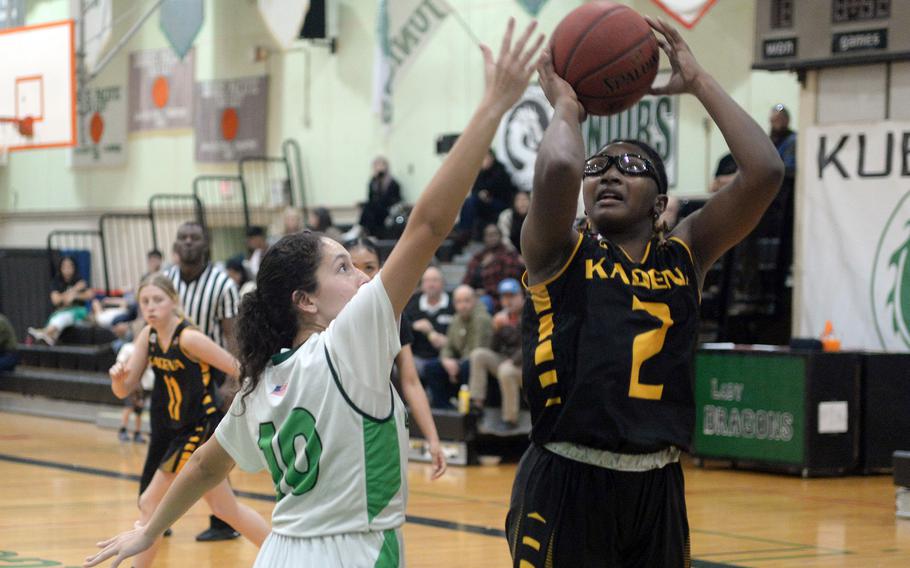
[194,76,268,163]
[493,83,678,192]
[128,48,194,132]
[799,121,910,352]
[70,85,127,168]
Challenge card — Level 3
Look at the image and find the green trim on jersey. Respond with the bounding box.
[324,346,395,423]
[374,529,400,567]
[271,345,301,366]
[363,416,402,522]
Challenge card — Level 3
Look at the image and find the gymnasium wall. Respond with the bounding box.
[0,0,799,248]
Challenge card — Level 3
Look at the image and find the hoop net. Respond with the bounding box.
[0,116,35,166]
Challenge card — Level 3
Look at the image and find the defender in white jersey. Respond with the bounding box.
[84,19,544,567]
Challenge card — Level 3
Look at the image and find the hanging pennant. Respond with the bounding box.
[258,0,311,49]
[651,0,717,29]
[516,0,549,17]
[160,0,204,59]
[372,0,452,125]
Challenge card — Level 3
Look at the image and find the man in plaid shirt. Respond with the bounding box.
[463,224,524,311]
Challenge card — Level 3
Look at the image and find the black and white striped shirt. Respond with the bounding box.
[164,263,239,348]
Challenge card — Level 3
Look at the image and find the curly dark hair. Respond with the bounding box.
[235,231,324,412]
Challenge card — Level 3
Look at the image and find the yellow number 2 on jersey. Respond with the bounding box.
[629,296,673,400]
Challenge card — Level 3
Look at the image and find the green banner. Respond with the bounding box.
[694,353,805,464]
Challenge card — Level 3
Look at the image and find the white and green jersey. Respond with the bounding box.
[216,275,408,542]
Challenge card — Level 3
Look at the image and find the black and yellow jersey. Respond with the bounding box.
[522,232,700,454]
[148,319,219,430]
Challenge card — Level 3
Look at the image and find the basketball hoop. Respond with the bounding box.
[0,116,34,137]
[0,116,34,166]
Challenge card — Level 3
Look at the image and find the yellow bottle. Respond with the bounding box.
[458,385,471,415]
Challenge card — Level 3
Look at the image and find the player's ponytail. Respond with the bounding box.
[235,231,324,413]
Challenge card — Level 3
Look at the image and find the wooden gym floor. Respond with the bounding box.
[0,412,908,567]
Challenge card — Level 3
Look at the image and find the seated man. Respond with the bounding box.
[424,285,491,409]
[404,266,455,379]
[0,313,18,372]
[468,278,524,430]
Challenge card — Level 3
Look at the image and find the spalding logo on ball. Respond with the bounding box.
[551,1,659,116]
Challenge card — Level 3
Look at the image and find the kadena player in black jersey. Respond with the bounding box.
[506,17,785,568]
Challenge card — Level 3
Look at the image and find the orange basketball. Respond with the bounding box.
[551,1,659,116]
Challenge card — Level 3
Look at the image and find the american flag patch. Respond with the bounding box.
[270,384,288,397]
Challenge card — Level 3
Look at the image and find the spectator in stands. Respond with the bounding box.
[307,207,345,243]
[457,149,517,244]
[404,266,455,380]
[425,285,492,409]
[162,221,242,542]
[463,224,524,312]
[280,206,304,238]
[28,256,94,346]
[245,226,268,277]
[0,312,18,372]
[344,237,447,477]
[770,104,796,180]
[468,278,524,431]
[225,257,256,297]
[710,153,737,194]
[498,190,530,253]
[359,155,402,238]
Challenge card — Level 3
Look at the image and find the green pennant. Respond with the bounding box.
[517,0,549,16]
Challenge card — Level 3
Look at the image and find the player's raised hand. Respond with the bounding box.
[84,521,155,567]
[645,16,705,96]
[479,18,545,115]
[536,46,586,122]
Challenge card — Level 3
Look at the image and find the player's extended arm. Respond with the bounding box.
[652,17,784,279]
[382,19,544,316]
[521,47,587,285]
[397,345,447,479]
[83,437,235,568]
[180,329,240,381]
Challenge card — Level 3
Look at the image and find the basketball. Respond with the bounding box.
[551,1,659,116]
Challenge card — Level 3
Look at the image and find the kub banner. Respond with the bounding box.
[70,84,127,168]
[799,121,910,352]
[194,76,268,163]
[128,48,194,132]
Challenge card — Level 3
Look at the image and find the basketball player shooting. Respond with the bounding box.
[506,15,784,567]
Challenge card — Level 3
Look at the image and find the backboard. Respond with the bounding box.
[0,20,76,152]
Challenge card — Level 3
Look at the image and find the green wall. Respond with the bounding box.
[0,0,799,219]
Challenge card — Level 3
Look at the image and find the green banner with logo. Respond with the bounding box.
[694,353,805,464]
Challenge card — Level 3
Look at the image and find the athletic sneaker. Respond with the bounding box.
[117,428,129,442]
[195,515,240,542]
[27,327,56,346]
[133,432,146,444]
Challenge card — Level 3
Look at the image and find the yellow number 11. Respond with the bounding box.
[629,296,673,400]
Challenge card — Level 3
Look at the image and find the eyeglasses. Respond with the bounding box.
[583,153,658,182]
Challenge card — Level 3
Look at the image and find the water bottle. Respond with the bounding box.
[457,384,471,415]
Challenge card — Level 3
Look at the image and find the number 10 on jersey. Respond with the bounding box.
[258,407,323,500]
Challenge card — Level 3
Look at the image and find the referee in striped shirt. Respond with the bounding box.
[162,220,243,542]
